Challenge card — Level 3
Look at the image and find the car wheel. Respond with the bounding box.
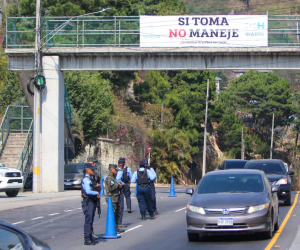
[274,212,280,231]
[187,232,200,242]
[262,216,273,239]
[284,198,291,206]
[5,189,19,197]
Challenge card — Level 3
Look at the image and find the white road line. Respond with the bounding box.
[174,207,186,212]
[31,217,44,220]
[49,213,60,216]
[175,189,182,191]
[65,210,73,212]
[77,208,81,210]
[102,202,107,205]
[13,221,24,225]
[122,225,143,234]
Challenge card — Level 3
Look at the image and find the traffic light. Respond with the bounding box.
[34,75,46,91]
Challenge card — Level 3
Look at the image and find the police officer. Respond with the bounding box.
[81,163,100,245]
[149,165,159,215]
[120,158,132,213]
[131,159,157,220]
[104,164,122,233]
[117,158,127,228]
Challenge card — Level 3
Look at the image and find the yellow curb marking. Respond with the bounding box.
[264,191,299,250]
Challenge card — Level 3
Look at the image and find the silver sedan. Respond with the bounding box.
[186,169,279,241]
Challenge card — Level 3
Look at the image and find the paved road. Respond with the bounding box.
[0,187,299,250]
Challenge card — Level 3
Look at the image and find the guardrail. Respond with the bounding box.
[5,15,300,48]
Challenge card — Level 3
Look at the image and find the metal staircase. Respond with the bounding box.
[0,106,33,184]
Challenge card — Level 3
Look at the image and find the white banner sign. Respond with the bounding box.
[140,15,268,47]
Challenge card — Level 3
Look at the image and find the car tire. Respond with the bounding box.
[5,189,19,197]
[262,216,273,239]
[284,198,291,206]
[274,212,280,231]
[187,232,200,242]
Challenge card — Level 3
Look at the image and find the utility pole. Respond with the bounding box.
[202,79,209,177]
[33,0,42,193]
[241,127,245,160]
[270,113,275,159]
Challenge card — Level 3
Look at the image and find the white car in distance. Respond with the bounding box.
[0,163,23,197]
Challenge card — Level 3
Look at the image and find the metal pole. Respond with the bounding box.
[241,127,244,160]
[148,147,151,166]
[202,79,209,176]
[270,113,275,159]
[33,0,42,193]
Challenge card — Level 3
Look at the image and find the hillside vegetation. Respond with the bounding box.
[182,0,300,15]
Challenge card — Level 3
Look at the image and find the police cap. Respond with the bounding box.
[139,158,148,167]
[118,157,125,164]
[84,163,96,170]
[108,164,118,170]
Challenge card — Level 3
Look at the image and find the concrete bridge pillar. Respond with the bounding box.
[39,56,64,192]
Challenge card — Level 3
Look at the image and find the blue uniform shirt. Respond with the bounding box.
[124,166,132,180]
[149,167,157,179]
[131,167,156,183]
[82,174,98,196]
[116,167,124,185]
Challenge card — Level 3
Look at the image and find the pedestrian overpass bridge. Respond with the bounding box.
[4,15,300,192]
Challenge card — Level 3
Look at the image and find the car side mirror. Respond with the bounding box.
[271,185,280,193]
[287,171,294,176]
[186,188,194,196]
[218,166,224,170]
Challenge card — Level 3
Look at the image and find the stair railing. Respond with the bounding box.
[0,107,10,157]
[15,120,33,185]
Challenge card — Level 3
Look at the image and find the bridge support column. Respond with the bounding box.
[40,56,64,192]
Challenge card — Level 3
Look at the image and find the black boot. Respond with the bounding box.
[84,240,96,245]
[128,208,132,213]
[154,210,159,215]
[141,214,146,220]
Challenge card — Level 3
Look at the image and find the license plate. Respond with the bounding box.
[217,218,233,226]
[64,182,72,186]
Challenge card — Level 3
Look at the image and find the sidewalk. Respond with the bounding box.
[0,190,80,211]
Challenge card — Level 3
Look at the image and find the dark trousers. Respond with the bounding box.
[112,202,120,227]
[124,182,131,210]
[118,191,124,225]
[150,182,157,211]
[82,200,96,242]
[137,185,153,216]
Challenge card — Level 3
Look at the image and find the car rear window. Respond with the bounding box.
[197,174,264,194]
[65,165,84,173]
[225,161,247,169]
[245,162,285,175]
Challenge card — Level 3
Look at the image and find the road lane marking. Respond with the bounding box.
[265,191,299,250]
[65,210,73,212]
[31,217,44,220]
[176,189,182,191]
[102,202,107,204]
[13,221,24,225]
[49,213,60,216]
[175,207,186,212]
[77,208,81,210]
[122,225,143,234]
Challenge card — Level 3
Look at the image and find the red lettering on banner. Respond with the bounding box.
[169,29,178,37]
[179,29,186,37]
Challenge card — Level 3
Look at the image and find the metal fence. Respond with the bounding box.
[5,15,300,48]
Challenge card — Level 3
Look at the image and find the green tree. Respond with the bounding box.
[219,71,295,143]
[151,127,192,183]
[65,71,113,145]
[0,53,25,116]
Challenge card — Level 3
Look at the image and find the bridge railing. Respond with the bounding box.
[6,16,139,48]
[6,15,300,48]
